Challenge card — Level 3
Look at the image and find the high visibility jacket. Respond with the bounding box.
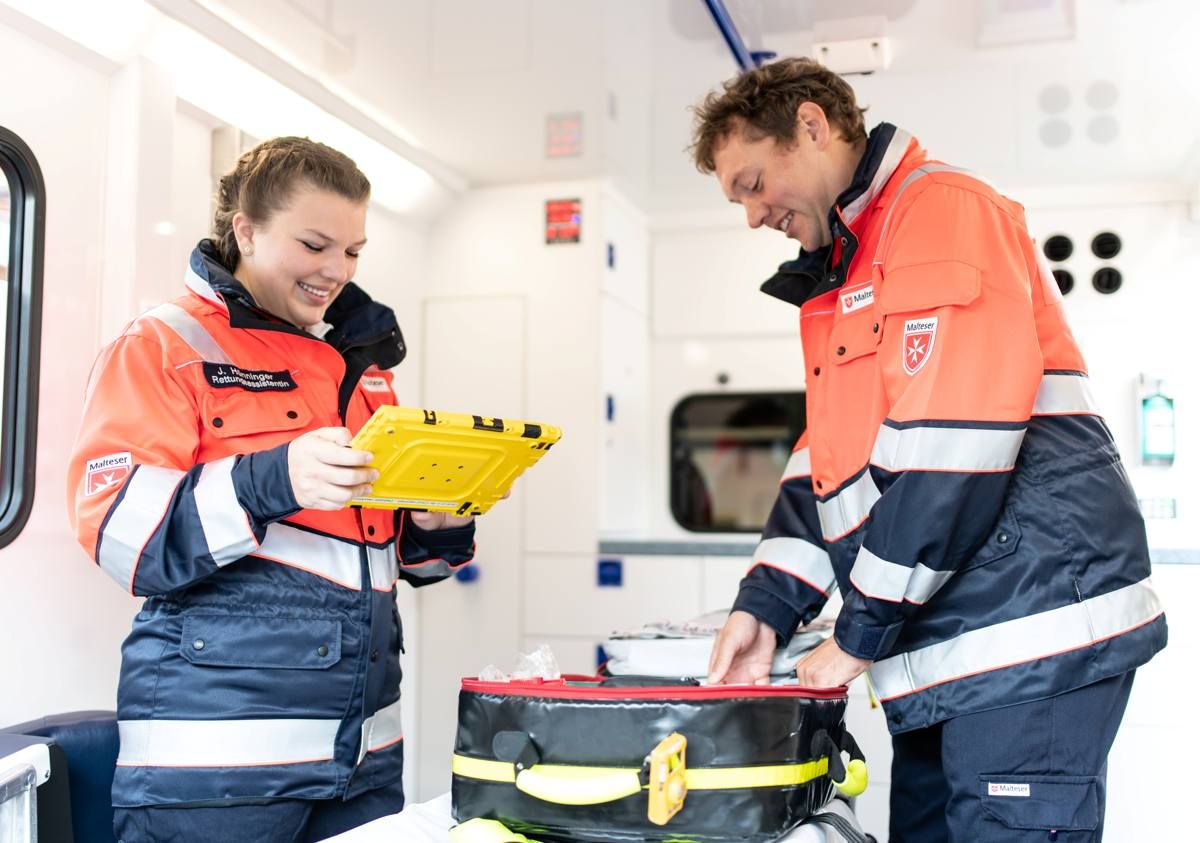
[67,241,476,806]
[733,124,1166,733]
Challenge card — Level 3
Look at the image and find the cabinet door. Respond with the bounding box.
[415,295,525,801]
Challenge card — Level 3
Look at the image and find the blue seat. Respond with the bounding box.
[2,710,118,843]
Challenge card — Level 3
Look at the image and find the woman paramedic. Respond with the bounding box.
[66,137,476,842]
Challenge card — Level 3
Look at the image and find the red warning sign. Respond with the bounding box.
[545,199,581,245]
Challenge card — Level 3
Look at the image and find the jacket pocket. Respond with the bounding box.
[829,305,883,365]
[979,774,1100,831]
[959,505,1022,574]
[180,614,342,669]
[201,389,313,440]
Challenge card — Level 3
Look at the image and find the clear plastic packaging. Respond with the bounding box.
[475,644,561,682]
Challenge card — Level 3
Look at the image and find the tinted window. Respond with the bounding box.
[670,391,806,533]
[0,128,46,548]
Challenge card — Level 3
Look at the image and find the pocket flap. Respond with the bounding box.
[979,775,1099,831]
[201,390,312,439]
[180,615,342,669]
[960,505,1022,572]
[879,262,981,315]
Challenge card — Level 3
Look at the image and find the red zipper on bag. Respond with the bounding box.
[461,675,847,701]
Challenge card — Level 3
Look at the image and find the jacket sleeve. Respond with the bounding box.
[67,334,299,596]
[833,179,1044,661]
[395,513,477,587]
[732,432,836,640]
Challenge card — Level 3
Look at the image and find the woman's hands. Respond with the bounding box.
[286,427,481,529]
[287,427,378,510]
[408,510,475,531]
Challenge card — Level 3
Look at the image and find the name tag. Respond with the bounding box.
[203,362,298,392]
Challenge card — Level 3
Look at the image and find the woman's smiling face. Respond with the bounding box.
[233,184,368,327]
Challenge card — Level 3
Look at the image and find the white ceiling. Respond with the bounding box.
[198,0,1200,215]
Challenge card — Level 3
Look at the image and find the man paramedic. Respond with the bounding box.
[697,58,1166,841]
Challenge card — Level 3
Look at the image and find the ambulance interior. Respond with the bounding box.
[1,0,1197,840]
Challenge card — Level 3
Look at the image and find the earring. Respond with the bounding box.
[242,245,253,256]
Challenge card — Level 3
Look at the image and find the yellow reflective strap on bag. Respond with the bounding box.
[452,753,831,801]
[449,817,540,843]
[516,764,643,805]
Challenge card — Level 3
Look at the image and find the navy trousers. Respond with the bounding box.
[889,671,1134,843]
[113,777,404,843]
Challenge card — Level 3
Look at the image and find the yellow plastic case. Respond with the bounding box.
[349,406,562,516]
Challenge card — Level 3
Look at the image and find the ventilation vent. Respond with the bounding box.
[1052,269,1074,295]
[1092,267,1122,294]
[1091,232,1121,259]
[1043,235,1073,262]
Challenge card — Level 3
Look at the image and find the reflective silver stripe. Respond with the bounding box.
[194,456,259,567]
[873,163,971,264]
[118,717,339,767]
[399,557,456,580]
[1033,373,1099,416]
[871,424,1025,473]
[255,523,363,589]
[144,302,232,364]
[841,128,913,224]
[781,448,812,481]
[816,472,881,541]
[98,466,185,592]
[357,697,404,764]
[368,545,399,591]
[752,536,836,595]
[870,578,1164,701]
[849,545,954,604]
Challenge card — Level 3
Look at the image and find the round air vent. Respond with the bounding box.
[1043,235,1073,262]
[1092,267,1122,295]
[1052,269,1074,295]
[1091,232,1121,259]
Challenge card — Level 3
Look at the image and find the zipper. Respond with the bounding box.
[462,675,847,701]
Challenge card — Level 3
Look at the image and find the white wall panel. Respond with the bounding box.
[0,20,132,729]
[652,226,799,338]
[522,553,702,639]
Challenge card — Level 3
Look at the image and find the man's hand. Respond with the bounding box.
[287,427,378,510]
[707,610,778,685]
[794,636,871,688]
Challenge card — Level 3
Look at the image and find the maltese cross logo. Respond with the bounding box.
[902,317,938,375]
[84,452,133,496]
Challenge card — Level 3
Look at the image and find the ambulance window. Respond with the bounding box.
[670,391,806,533]
[0,129,45,549]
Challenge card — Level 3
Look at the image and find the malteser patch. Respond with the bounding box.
[902,317,938,375]
[85,452,132,496]
[840,285,875,314]
[203,362,297,392]
[360,375,392,393]
[987,782,1030,798]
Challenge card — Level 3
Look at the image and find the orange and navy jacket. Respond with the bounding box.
[67,240,475,806]
[733,124,1166,733]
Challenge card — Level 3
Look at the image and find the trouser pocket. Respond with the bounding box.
[978,774,1099,841]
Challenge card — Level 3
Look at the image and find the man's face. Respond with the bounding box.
[713,126,834,251]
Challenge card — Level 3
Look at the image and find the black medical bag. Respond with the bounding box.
[451,675,862,842]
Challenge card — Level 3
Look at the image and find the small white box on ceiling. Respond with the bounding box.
[811,15,892,75]
[812,35,892,75]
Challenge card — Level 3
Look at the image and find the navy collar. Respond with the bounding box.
[760,123,911,308]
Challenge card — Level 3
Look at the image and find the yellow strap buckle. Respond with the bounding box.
[646,732,688,826]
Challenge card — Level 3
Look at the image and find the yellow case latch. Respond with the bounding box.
[646,732,688,826]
